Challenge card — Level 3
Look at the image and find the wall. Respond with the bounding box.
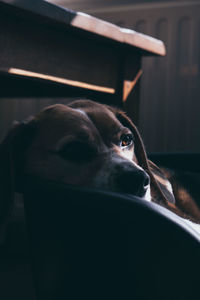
[0,1,199,153]
[93,1,200,152]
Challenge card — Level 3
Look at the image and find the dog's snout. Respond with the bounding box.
[116,168,150,197]
[143,173,150,188]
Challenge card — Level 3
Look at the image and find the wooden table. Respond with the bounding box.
[0,0,165,122]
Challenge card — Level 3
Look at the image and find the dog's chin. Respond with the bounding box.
[104,184,151,202]
[141,186,151,202]
[123,185,151,202]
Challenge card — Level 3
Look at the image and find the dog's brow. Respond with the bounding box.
[74,108,88,117]
[54,129,96,152]
[120,127,133,136]
[54,135,76,151]
[73,108,98,131]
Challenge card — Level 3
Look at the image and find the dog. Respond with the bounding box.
[0,99,200,233]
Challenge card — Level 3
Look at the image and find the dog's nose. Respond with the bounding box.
[116,168,150,197]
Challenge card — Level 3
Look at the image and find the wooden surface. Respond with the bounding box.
[0,0,165,56]
[0,0,165,121]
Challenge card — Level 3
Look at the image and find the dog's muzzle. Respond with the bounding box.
[114,165,150,197]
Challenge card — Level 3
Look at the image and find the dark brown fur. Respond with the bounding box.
[0,99,200,233]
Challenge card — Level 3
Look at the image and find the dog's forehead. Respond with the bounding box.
[70,101,123,136]
[35,103,123,141]
[37,104,88,125]
[34,104,94,138]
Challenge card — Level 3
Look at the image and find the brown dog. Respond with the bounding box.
[0,99,200,232]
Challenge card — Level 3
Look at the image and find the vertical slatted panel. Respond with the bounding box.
[139,18,170,152]
[171,17,191,151]
[94,2,200,153]
[186,17,200,151]
[152,19,169,151]
[134,20,155,150]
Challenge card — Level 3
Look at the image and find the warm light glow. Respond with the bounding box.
[123,69,143,102]
[8,68,115,94]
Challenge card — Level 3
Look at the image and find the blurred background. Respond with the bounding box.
[1,0,200,153]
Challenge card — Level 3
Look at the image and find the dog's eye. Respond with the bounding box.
[59,141,96,162]
[120,133,134,148]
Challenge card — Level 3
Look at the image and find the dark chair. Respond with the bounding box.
[24,175,200,300]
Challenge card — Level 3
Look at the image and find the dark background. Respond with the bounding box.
[0,0,200,153]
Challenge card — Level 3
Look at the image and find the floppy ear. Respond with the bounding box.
[111,109,179,201]
[0,118,36,230]
[112,109,200,220]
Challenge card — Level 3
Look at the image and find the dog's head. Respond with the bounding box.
[1,99,179,227]
[0,100,153,204]
[25,100,151,198]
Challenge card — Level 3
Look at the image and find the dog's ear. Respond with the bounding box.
[0,118,36,229]
[111,109,179,205]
